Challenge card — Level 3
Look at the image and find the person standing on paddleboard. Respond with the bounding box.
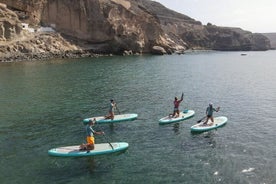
[80,118,104,151]
[105,99,116,120]
[170,93,184,118]
[203,103,220,125]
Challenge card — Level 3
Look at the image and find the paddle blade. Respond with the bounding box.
[197,117,205,123]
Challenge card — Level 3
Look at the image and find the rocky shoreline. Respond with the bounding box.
[0,50,99,63]
[0,30,108,62]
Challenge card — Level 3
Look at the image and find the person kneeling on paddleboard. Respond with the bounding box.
[170,93,184,118]
[203,103,220,125]
[80,118,104,152]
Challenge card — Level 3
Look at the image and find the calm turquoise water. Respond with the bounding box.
[0,51,276,184]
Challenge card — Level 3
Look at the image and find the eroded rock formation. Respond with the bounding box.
[0,0,271,62]
[0,4,22,41]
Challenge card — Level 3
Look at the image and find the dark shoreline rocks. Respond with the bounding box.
[0,50,104,63]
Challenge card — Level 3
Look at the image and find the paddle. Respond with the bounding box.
[136,118,147,120]
[115,102,121,114]
[102,133,114,150]
[197,116,206,123]
[96,123,114,150]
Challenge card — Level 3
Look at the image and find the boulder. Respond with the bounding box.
[151,45,166,55]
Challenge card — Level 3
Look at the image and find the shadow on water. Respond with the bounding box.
[41,150,128,183]
[181,131,218,152]
[40,157,97,183]
[158,122,181,134]
[172,123,180,134]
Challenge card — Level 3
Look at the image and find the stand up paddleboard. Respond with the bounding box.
[159,110,195,125]
[48,142,129,157]
[191,116,228,132]
[83,113,138,125]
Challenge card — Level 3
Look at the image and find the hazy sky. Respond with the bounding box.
[154,0,276,33]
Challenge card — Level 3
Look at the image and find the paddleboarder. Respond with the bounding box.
[203,103,220,125]
[170,92,184,118]
[105,99,116,120]
[79,118,104,151]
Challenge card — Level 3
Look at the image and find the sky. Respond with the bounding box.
[153,0,276,33]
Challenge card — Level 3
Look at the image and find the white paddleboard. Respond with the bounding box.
[191,116,228,132]
[159,110,195,124]
[83,113,138,125]
[48,142,129,157]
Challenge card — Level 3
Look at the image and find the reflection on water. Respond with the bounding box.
[86,158,96,174]
[173,123,180,134]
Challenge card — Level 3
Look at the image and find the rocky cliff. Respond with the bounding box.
[0,4,21,41]
[262,33,276,49]
[140,1,271,51]
[0,0,271,62]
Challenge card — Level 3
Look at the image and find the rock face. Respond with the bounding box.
[0,0,272,61]
[41,0,167,54]
[0,0,45,26]
[45,0,269,53]
[0,4,85,62]
[262,33,276,49]
[141,1,271,51]
[0,4,22,41]
[203,26,271,51]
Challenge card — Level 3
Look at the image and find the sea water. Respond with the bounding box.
[0,51,275,184]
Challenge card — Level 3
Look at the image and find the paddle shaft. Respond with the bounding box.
[103,134,114,150]
[96,123,114,150]
[197,106,220,123]
[136,118,147,120]
[115,104,120,114]
[197,116,206,123]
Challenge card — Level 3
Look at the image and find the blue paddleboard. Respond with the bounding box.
[48,142,129,157]
[191,116,228,132]
[83,113,138,125]
[159,110,195,124]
